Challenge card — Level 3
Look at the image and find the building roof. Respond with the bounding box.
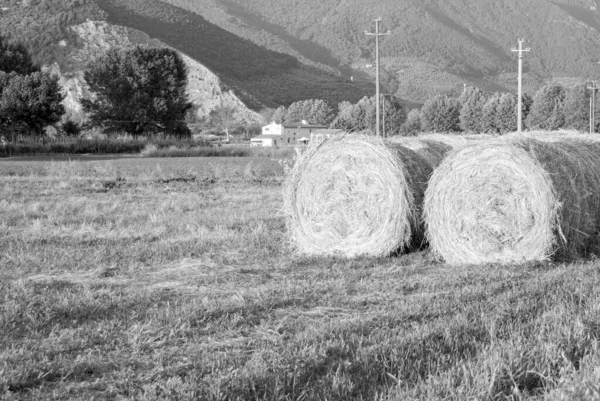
[282,121,328,129]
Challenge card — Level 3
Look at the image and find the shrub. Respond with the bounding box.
[400,109,422,136]
[420,95,461,132]
[526,83,566,130]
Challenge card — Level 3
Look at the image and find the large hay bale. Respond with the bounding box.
[417,133,497,147]
[424,137,600,265]
[505,130,600,143]
[283,133,450,257]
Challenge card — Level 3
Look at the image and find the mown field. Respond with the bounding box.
[1,156,600,400]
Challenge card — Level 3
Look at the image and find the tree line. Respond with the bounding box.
[404,81,599,135]
[0,36,193,140]
[260,79,600,137]
[2,33,599,144]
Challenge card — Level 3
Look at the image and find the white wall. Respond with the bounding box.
[262,122,282,136]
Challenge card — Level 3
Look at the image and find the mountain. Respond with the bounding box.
[159,0,600,102]
[42,20,261,124]
[0,0,369,122]
[2,0,600,113]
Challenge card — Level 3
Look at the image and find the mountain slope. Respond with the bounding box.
[45,20,260,124]
[0,0,370,115]
[162,0,600,101]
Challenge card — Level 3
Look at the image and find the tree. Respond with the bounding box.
[0,36,39,75]
[459,87,489,132]
[401,109,422,136]
[458,85,480,105]
[521,93,533,124]
[271,106,286,124]
[330,96,371,132]
[283,99,334,125]
[258,108,276,125]
[525,82,566,130]
[420,95,461,132]
[209,99,237,141]
[82,46,192,137]
[306,99,335,125]
[61,120,81,137]
[563,83,591,132]
[0,71,65,135]
[330,101,354,131]
[480,93,502,134]
[329,96,405,134]
[349,96,373,131]
[381,96,407,136]
[494,93,518,134]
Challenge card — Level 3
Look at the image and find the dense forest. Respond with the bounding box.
[0,0,106,69]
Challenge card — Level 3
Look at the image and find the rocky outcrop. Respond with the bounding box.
[48,20,260,124]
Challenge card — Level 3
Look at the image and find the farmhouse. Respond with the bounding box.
[251,120,327,147]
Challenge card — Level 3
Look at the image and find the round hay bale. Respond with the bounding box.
[283,133,450,257]
[416,132,498,147]
[505,130,600,143]
[424,137,600,265]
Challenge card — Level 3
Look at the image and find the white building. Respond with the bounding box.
[251,120,328,147]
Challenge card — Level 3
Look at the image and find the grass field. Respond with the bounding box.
[1,156,600,400]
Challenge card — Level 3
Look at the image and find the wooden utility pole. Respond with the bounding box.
[588,80,598,133]
[365,18,390,137]
[511,39,530,133]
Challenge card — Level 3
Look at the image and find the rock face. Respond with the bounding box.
[49,20,260,125]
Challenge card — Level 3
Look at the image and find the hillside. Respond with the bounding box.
[43,20,261,124]
[0,0,369,115]
[3,0,600,109]
[161,0,600,102]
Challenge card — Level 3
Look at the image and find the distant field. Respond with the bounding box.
[1,157,599,400]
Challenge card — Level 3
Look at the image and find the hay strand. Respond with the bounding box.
[424,137,600,265]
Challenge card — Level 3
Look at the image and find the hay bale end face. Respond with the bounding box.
[284,133,448,258]
[424,138,600,265]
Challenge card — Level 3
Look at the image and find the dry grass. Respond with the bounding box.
[425,136,600,265]
[2,155,600,400]
[283,133,449,257]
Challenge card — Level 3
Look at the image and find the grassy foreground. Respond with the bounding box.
[1,156,599,400]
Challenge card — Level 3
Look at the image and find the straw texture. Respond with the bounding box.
[284,133,449,257]
[424,137,600,265]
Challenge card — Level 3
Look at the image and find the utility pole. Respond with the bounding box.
[365,18,390,137]
[588,80,598,133]
[511,38,530,133]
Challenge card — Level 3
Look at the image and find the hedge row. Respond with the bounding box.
[140,144,296,158]
[0,138,201,157]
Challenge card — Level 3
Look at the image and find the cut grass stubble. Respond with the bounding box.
[1,155,600,400]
